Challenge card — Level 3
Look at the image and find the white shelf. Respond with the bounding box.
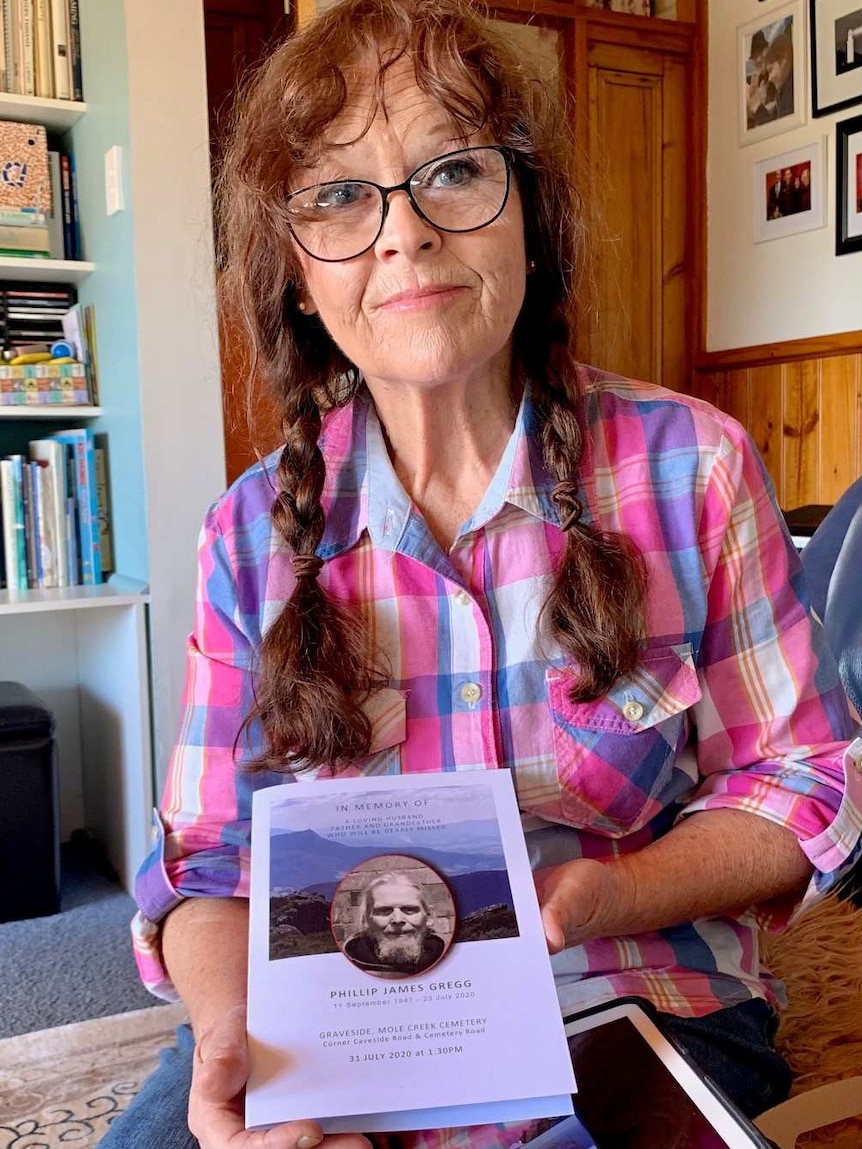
[0,576,149,616]
[0,256,95,282]
[0,92,87,132]
[0,405,101,418]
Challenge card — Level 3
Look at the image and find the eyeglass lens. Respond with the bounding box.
[286,146,510,262]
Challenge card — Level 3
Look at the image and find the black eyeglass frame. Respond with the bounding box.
[285,145,514,263]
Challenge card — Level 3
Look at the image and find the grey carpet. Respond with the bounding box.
[0,833,167,1038]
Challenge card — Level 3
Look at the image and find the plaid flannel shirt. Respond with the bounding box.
[133,370,862,1149]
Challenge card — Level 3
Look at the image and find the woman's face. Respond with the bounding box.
[292,58,528,398]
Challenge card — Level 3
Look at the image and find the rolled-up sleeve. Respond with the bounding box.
[679,416,862,929]
[132,501,263,1000]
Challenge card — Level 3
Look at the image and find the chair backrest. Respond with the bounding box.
[800,476,862,719]
[800,476,862,622]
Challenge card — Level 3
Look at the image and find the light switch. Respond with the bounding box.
[105,145,124,216]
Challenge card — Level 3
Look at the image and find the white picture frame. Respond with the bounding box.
[739,2,807,147]
[752,137,827,243]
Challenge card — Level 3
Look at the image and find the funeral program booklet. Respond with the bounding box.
[246,770,576,1133]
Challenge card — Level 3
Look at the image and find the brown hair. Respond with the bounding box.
[217,0,646,773]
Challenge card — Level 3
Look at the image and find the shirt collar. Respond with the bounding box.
[318,384,563,559]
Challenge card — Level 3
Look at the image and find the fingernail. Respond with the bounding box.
[298,1138,323,1149]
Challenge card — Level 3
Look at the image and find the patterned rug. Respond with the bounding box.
[0,1003,187,1148]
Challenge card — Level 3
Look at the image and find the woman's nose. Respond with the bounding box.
[374,190,442,260]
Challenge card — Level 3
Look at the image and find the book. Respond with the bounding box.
[0,121,51,212]
[59,151,74,257]
[44,153,62,256]
[0,455,23,588]
[48,0,68,99]
[49,427,100,583]
[20,0,34,95]
[0,2,6,92]
[29,437,68,586]
[93,438,112,574]
[246,770,575,1134]
[67,0,80,100]
[33,0,51,97]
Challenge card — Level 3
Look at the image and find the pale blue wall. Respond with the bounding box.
[69,0,148,583]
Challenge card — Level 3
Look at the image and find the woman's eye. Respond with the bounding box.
[423,159,481,189]
[313,182,369,209]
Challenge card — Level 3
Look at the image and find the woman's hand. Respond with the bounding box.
[189,1004,372,1149]
[536,857,630,954]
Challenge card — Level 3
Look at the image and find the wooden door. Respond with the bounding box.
[204,0,290,485]
[574,19,696,393]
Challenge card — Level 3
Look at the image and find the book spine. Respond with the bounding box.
[67,0,80,100]
[21,455,37,585]
[68,151,80,259]
[0,0,6,92]
[29,440,66,585]
[9,453,27,586]
[20,0,34,96]
[62,449,76,582]
[59,152,73,259]
[9,0,22,93]
[53,430,99,583]
[48,0,68,99]
[47,150,63,259]
[34,459,57,587]
[0,457,20,588]
[94,442,112,574]
[33,0,52,98]
[1,0,11,94]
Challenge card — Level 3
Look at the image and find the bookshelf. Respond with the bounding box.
[0,405,101,417]
[0,256,95,282]
[0,80,153,888]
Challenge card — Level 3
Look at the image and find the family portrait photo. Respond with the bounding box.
[753,139,826,243]
[837,112,862,253]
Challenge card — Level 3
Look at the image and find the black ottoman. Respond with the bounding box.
[0,682,60,921]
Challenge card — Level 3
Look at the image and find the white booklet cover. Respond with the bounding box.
[246,770,576,1134]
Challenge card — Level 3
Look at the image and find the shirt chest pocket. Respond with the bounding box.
[546,645,701,837]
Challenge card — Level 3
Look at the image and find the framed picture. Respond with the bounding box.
[739,3,807,146]
[752,138,827,242]
[836,113,862,254]
[811,0,862,116]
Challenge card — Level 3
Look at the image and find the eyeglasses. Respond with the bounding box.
[285,145,512,263]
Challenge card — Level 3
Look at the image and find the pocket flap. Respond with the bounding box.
[547,644,700,733]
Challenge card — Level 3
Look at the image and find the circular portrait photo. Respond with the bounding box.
[330,855,456,980]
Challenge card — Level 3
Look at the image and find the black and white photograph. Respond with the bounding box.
[811,0,862,115]
[836,112,862,253]
[739,3,806,145]
[753,139,826,242]
[330,855,455,979]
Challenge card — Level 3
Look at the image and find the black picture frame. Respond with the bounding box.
[811,0,862,117]
[836,112,862,255]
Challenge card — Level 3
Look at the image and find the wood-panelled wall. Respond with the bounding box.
[688,335,862,511]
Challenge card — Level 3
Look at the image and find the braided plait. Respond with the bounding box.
[537,385,647,701]
[244,392,385,771]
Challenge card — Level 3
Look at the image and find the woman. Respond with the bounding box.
[107,1,862,1147]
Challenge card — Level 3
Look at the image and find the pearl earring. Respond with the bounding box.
[297,300,307,312]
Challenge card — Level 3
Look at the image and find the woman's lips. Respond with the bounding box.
[377,285,467,312]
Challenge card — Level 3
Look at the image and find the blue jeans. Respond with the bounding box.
[96,999,790,1148]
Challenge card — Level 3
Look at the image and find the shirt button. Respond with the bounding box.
[460,682,482,704]
[623,700,644,722]
[455,590,470,606]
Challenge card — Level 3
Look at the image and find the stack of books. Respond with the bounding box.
[0,0,83,101]
[0,121,53,258]
[0,426,113,590]
[0,281,76,349]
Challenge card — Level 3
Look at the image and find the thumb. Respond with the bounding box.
[194,1011,249,1102]
[541,900,568,955]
